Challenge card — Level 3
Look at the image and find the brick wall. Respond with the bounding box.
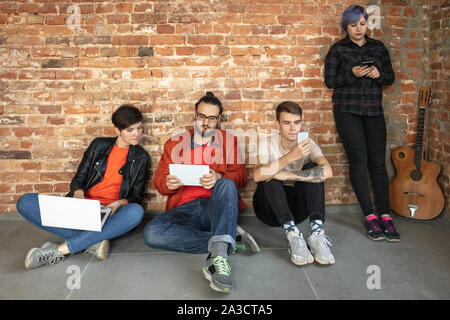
[0,0,447,215]
[429,0,449,214]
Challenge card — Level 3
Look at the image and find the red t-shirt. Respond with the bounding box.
[85,145,129,205]
[176,144,213,207]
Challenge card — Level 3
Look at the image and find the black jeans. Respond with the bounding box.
[252,163,326,227]
[333,109,390,216]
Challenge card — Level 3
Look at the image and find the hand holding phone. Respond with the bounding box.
[297,132,309,144]
[352,64,372,77]
[361,60,374,67]
[289,137,311,161]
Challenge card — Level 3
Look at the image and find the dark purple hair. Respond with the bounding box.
[340,5,369,35]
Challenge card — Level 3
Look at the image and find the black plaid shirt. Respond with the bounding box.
[324,35,395,116]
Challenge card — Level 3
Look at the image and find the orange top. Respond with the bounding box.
[153,129,247,212]
[85,145,129,205]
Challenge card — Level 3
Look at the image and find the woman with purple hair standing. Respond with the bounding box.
[324,5,400,242]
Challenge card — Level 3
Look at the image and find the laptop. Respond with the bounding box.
[38,195,111,232]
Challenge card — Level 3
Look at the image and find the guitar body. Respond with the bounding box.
[390,146,444,219]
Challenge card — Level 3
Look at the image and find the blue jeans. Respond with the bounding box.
[16,193,144,254]
[143,178,238,255]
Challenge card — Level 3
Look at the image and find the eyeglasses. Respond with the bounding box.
[196,113,219,122]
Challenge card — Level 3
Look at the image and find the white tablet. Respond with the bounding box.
[169,164,210,186]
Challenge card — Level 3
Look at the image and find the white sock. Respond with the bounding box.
[311,219,324,234]
[282,221,300,236]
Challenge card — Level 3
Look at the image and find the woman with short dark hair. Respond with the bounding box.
[324,5,400,242]
[17,105,150,269]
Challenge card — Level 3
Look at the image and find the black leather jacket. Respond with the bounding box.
[67,137,150,205]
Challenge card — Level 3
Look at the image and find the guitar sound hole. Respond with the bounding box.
[398,152,405,159]
[410,169,422,181]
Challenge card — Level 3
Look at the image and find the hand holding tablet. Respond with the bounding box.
[199,169,223,190]
[166,174,183,190]
[169,164,210,187]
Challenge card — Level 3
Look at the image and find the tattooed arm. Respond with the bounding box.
[253,139,312,183]
[296,156,333,183]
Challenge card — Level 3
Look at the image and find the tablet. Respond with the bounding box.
[169,164,210,186]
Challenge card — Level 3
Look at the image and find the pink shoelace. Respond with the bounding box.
[366,216,382,231]
[381,217,395,232]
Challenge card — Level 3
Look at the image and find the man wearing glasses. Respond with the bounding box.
[144,92,260,293]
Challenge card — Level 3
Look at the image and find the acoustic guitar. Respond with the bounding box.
[390,87,444,219]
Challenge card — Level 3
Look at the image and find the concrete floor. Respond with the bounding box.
[1,206,449,300]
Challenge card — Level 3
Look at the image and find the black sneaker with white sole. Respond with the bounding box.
[379,217,400,242]
[364,216,385,241]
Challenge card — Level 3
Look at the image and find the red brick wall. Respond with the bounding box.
[429,0,449,214]
[0,0,447,215]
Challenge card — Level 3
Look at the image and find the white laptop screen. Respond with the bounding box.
[38,195,103,232]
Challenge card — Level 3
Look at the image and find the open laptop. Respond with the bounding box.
[38,195,111,232]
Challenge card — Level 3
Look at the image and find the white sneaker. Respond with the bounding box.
[307,230,335,265]
[25,242,65,269]
[84,240,110,260]
[287,232,314,266]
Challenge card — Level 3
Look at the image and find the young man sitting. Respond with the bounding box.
[252,101,335,265]
[144,92,260,293]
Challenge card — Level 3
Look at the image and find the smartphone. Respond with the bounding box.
[361,60,374,67]
[297,132,309,144]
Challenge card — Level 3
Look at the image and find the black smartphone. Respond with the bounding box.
[361,60,374,67]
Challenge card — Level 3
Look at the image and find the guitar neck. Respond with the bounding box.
[414,107,426,169]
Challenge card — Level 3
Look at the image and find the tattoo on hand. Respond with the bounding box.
[297,165,325,182]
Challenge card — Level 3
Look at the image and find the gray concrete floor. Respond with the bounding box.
[1,207,449,300]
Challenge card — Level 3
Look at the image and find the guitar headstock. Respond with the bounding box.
[418,87,431,108]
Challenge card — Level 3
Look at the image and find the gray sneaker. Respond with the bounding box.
[25,242,65,269]
[307,230,335,265]
[235,225,261,254]
[84,240,110,260]
[202,254,232,293]
[287,232,314,266]
[41,242,58,249]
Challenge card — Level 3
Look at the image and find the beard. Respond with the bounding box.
[194,122,216,138]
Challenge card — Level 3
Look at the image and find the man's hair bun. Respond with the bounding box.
[195,92,223,114]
